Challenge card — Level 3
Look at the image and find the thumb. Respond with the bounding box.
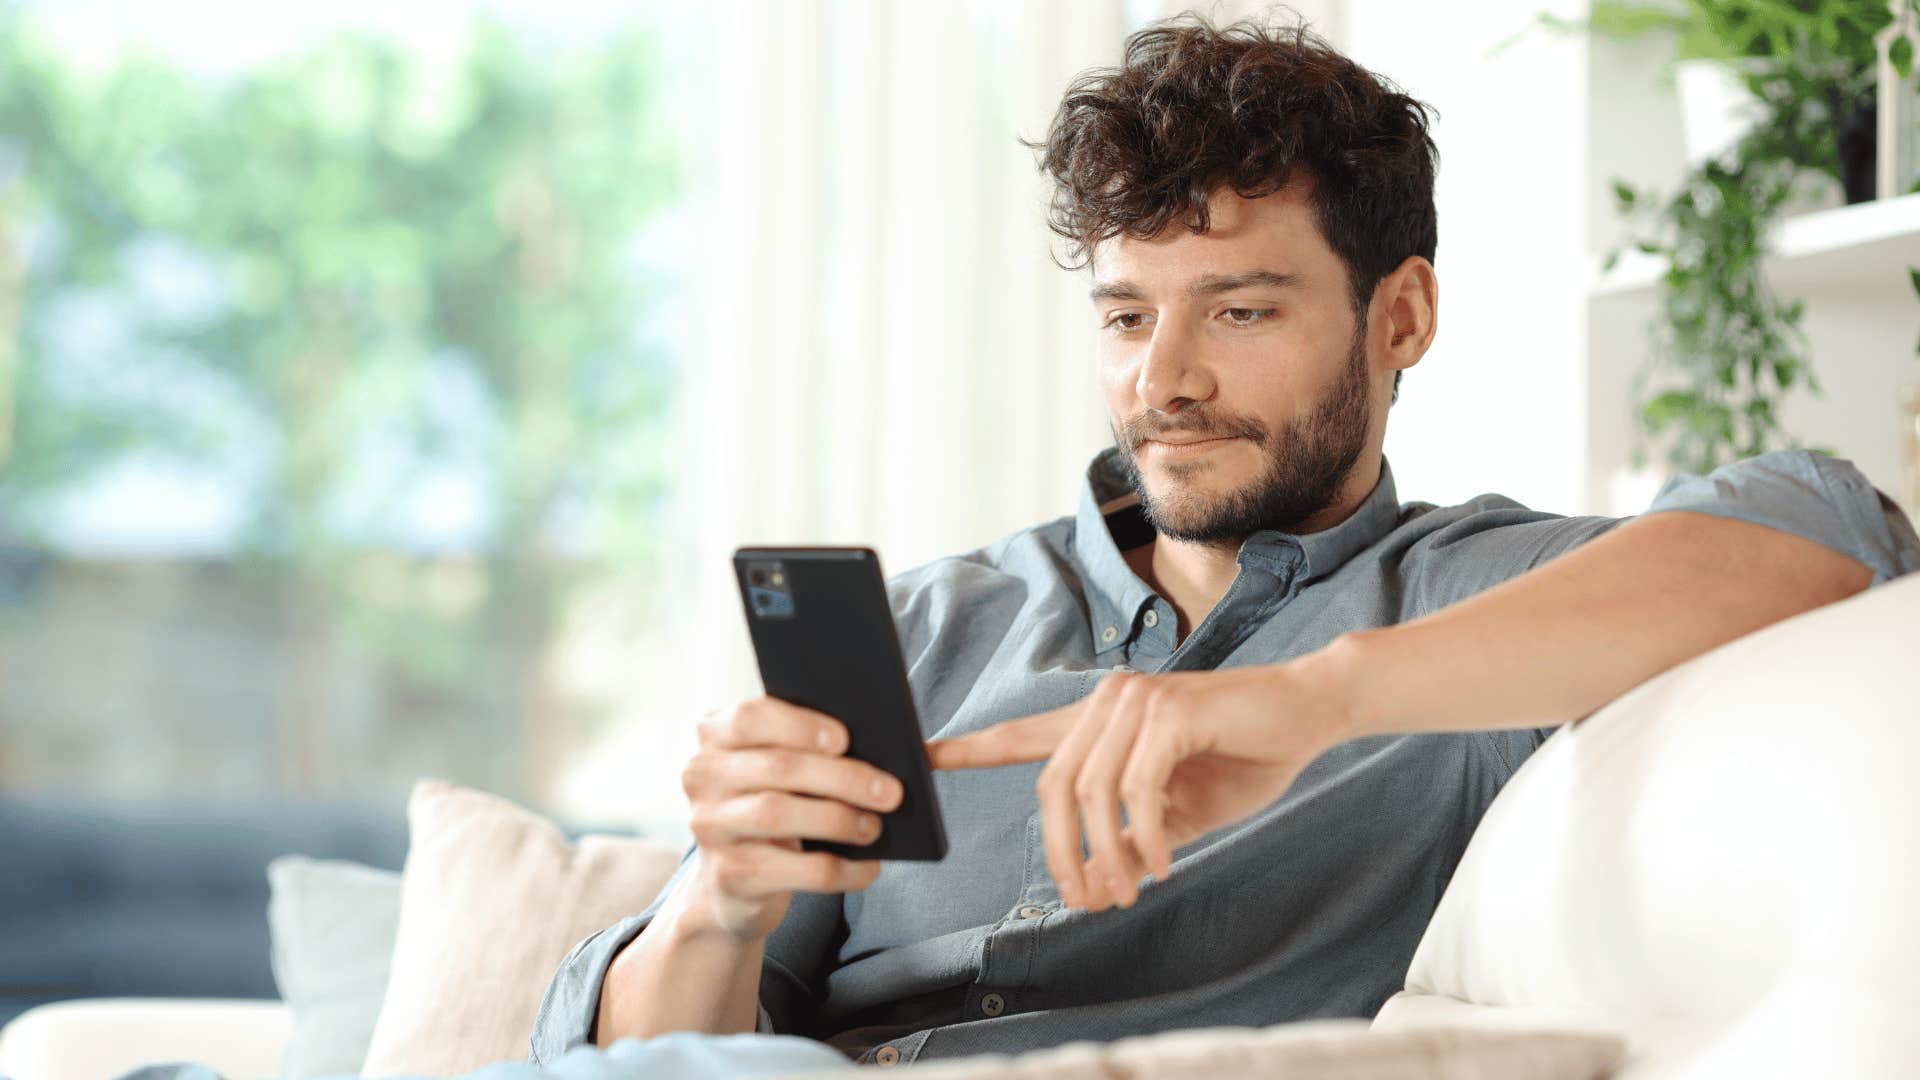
[927,705,1078,770]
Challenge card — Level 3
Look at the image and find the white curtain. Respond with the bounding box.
[560,0,1126,828]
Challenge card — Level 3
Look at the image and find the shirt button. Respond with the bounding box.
[1143,609,1159,628]
[1017,905,1046,919]
[874,1045,901,1066]
[1101,625,1118,643]
[980,992,1006,1017]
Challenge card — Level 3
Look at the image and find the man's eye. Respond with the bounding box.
[1222,307,1276,326]
[1105,312,1148,332]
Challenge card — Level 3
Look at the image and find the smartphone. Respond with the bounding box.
[732,546,949,862]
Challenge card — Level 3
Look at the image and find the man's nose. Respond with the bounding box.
[1135,322,1214,412]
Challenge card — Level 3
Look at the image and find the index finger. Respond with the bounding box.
[926,706,1078,770]
[702,697,850,754]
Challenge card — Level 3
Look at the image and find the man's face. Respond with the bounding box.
[1091,182,1377,544]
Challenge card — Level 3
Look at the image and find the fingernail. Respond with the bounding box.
[818,729,835,751]
[862,815,882,838]
[870,778,888,799]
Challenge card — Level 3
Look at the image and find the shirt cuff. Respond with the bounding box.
[1640,449,1920,586]
[526,868,781,1064]
[527,914,653,1065]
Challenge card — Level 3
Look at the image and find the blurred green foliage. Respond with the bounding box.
[0,11,678,681]
[1512,0,1917,75]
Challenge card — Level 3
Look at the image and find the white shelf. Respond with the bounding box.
[1589,190,1920,300]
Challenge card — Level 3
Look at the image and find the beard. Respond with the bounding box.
[1114,323,1372,545]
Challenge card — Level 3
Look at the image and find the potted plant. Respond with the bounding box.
[1514,0,1920,478]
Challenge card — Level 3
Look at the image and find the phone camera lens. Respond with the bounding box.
[749,569,768,587]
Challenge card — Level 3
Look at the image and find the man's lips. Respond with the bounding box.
[1138,434,1242,461]
[1144,434,1239,446]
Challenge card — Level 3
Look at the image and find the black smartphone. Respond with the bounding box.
[732,546,949,862]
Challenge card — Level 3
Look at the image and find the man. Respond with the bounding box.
[533,11,1919,1074]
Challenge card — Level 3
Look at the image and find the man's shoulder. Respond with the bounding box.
[1384,490,1571,547]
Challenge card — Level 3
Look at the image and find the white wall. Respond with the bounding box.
[1342,0,1594,513]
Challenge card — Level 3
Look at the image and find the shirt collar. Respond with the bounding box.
[1072,444,1403,654]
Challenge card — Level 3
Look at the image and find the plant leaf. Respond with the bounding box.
[1893,36,1914,80]
[1586,1,1690,40]
[1644,390,1699,427]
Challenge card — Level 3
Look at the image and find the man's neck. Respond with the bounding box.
[1123,452,1383,645]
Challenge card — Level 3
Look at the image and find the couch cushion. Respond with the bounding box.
[360,780,682,1077]
[1381,572,1920,1076]
[0,998,290,1080]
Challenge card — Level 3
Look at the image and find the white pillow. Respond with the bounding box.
[267,856,403,1079]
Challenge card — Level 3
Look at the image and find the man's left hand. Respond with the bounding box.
[926,651,1360,913]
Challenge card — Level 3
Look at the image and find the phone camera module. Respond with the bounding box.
[744,559,795,618]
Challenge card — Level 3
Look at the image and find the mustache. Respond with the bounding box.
[1118,411,1268,450]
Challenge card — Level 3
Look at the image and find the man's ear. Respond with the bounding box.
[1378,255,1437,373]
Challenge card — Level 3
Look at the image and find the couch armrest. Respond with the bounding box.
[0,998,291,1080]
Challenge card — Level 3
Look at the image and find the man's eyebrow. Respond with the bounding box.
[1088,279,1146,302]
[1088,269,1304,303]
[1190,270,1305,296]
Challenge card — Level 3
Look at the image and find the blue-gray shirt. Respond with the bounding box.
[532,447,1920,1067]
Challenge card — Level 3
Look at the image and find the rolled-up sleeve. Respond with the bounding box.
[528,850,700,1064]
[527,847,848,1065]
[1639,449,1920,586]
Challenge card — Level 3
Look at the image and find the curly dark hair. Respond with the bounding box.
[1033,11,1439,402]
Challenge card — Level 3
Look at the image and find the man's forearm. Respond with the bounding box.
[1324,510,1873,740]
[594,881,766,1045]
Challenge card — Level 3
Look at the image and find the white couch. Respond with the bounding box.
[0,998,291,1080]
[1372,568,1920,1077]
[6,572,1915,1080]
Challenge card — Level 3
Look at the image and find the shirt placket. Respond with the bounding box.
[1152,558,1295,672]
[960,811,1056,1025]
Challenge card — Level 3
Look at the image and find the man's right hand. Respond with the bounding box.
[680,696,904,941]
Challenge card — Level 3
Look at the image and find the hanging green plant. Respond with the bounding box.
[1912,266,1920,356]
[1605,102,1832,475]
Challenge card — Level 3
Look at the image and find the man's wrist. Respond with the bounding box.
[662,874,774,948]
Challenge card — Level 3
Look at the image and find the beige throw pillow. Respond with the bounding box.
[788,1021,1623,1080]
[360,779,682,1077]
